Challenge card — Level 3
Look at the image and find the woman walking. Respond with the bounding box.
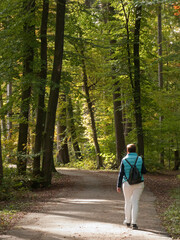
[117,144,147,230]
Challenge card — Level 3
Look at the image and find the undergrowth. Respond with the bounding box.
[0,168,64,234]
[163,188,180,239]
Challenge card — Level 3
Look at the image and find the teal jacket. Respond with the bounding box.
[117,153,147,188]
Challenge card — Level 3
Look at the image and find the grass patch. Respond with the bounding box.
[163,188,180,239]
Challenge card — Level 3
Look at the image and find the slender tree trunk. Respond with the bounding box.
[0,87,7,139]
[33,0,49,176]
[42,0,66,186]
[7,82,13,140]
[56,94,70,164]
[0,127,3,185]
[158,4,164,165]
[121,0,133,87]
[108,4,126,166]
[158,5,163,90]
[81,55,103,169]
[17,0,35,175]
[84,0,102,168]
[121,0,133,138]
[67,96,82,160]
[133,6,144,158]
[113,83,126,166]
[121,1,144,158]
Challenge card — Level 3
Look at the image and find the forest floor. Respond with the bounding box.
[0,168,179,240]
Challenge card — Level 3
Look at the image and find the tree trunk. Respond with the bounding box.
[124,110,132,137]
[0,127,3,185]
[7,82,13,140]
[158,4,164,165]
[113,83,126,166]
[108,4,126,166]
[42,0,66,186]
[133,6,144,158]
[158,4,163,90]
[17,0,35,175]
[0,86,7,139]
[174,150,180,170]
[81,54,103,169]
[56,94,70,164]
[33,0,49,176]
[121,0,133,88]
[67,96,82,160]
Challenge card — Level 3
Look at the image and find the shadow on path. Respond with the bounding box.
[1,169,172,240]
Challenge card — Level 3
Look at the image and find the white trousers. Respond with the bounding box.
[122,181,144,224]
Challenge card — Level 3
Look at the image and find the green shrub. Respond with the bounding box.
[163,188,180,239]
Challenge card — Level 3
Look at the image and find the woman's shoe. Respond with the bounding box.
[123,220,130,227]
[132,224,138,230]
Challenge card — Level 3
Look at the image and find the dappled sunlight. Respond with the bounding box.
[58,197,121,204]
[2,170,171,240]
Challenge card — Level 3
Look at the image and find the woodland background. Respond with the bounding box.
[0,0,179,187]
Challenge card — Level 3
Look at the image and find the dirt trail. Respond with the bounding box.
[1,169,172,240]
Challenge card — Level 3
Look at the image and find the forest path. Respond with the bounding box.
[1,169,171,240]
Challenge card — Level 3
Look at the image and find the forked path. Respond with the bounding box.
[1,169,171,240]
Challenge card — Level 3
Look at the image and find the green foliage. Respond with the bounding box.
[65,158,97,170]
[0,167,45,201]
[163,188,180,239]
[0,0,179,180]
[100,153,116,169]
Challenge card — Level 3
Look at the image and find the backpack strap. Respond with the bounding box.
[125,156,138,167]
[125,158,133,167]
[134,156,139,166]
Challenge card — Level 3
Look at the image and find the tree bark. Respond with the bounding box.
[56,94,70,164]
[0,127,3,185]
[133,6,144,158]
[42,0,66,186]
[33,0,49,176]
[158,4,163,89]
[81,54,103,169]
[113,83,126,166]
[7,82,13,140]
[17,0,35,175]
[174,150,180,170]
[67,96,82,160]
[0,86,7,139]
[121,0,133,87]
[108,4,126,166]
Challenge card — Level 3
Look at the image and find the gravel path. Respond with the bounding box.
[1,169,172,240]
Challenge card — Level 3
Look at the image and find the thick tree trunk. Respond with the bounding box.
[174,150,180,170]
[113,83,126,166]
[0,127,3,185]
[133,6,144,158]
[82,56,103,169]
[17,0,35,175]
[33,0,49,176]
[42,0,66,186]
[56,94,70,164]
[67,96,82,160]
[7,82,13,140]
